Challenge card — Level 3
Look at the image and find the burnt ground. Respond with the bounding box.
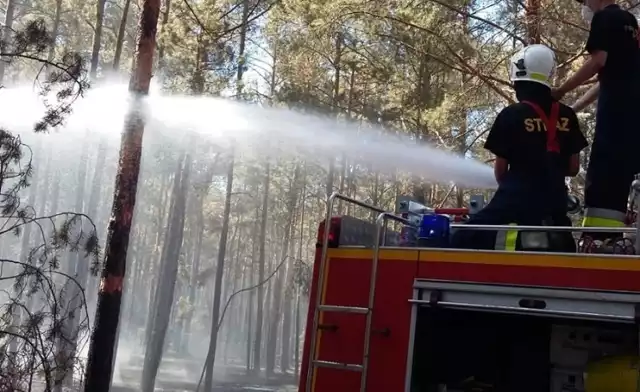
[112,354,298,392]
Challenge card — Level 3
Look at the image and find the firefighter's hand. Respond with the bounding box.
[551,87,565,101]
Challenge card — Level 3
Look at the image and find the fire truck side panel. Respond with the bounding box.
[417,250,640,291]
[301,248,419,392]
[301,247,640,392]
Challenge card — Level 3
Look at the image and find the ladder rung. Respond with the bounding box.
[318,305,369,314]
[312,360,364,372]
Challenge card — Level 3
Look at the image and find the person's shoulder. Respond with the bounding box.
[593,5,621,23]
[600,4,624,15]
[600,4,635,22]
[493,103,527,124]
[499,102,529,115]
[621,8,639,26]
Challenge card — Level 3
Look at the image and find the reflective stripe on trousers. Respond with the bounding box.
[494,223,518,250]
[582,207,626,228]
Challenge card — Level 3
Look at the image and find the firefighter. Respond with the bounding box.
[552,0,640,246]
[452,44,588,252]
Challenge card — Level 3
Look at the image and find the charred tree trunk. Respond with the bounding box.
[83,0,161,389]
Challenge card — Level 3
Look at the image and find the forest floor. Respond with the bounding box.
[112,352,298,391]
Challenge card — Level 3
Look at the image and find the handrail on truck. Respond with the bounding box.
[305,192,393,392]
[451,224,636,233]
[360,211,412,392]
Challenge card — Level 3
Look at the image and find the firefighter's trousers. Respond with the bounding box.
[582,159,635,239]
[451,213,576,253]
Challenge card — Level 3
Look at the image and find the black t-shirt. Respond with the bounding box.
[483,102,588,218]
[586,4,640,95]
[585,4,640,162]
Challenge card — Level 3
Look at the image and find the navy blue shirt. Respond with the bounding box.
[483,102,588,220]
[586,4,640,161]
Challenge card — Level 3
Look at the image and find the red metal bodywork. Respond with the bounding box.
[299,246,640,392]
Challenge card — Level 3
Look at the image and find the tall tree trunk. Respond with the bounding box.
[325,33,342,199]
[36,144,52,218]
[127,229,147,330]
[178,29,212,354]
[0,0,17,84]
[235,0,250,97]
[156,0,172,72]
[203,155,235,392]
[252,163,270,374]
[526,0,541,44]
[141,151,191,392]
[46,0,63,65]
[268,166,300,374]
[54,136,89,390]
[48,165,61,215]
[112,0,132,70]
[90,0,108,79]
[411,56,433,205]
[83,0,161,389]
[10,140,42,353]
[182,161,215,353]
[75,136,108,343]
[280,240,294,373]
[294,169,307,378]
[246,206,260,374]
[455,1,472,208]
[143,171,173,349]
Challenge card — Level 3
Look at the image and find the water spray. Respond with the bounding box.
[0,83,498,190]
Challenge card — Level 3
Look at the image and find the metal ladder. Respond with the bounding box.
[304,192,412,392]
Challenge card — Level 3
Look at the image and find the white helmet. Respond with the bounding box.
[509,44,557,88]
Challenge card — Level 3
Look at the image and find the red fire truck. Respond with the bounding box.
[299,193,640,392]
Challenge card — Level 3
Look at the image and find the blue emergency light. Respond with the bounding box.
[417,214,451,247]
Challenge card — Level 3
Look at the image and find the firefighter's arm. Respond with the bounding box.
[494,157,508,183]
[485,108,512,183]
[568,154,580,177]
[555,52,607,97]
[556,12,609,99]
[572,82,600,113]
[565,110,589,177]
